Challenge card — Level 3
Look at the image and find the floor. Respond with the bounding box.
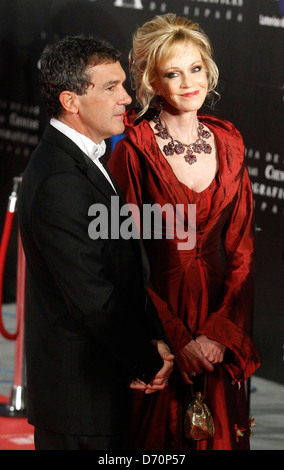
[1,303,283,451]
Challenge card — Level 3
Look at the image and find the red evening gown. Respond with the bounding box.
[108,110,260,450]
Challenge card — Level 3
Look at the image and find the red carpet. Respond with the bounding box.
[0,395,34,450]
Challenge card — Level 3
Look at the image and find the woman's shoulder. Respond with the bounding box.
[199,113,243,143]
[121,108,155,150]
[200,114,246,178]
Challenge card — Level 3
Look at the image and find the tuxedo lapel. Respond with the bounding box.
[86,158,117,202]
[42,124,150,287]
[43,124,117,203]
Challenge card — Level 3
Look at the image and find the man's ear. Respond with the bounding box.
[59,91,79,114]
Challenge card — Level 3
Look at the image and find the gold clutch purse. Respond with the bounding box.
[184,381,215,441]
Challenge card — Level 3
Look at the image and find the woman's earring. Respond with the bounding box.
[155,96,164,113]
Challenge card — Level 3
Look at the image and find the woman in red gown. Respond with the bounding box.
[108,13,260,450]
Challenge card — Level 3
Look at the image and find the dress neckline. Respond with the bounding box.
[147,120,219,195]
[181,173,218,195]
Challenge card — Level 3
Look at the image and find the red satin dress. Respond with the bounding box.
[108,110,260,450]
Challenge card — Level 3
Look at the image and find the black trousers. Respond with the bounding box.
[34,427,123,450]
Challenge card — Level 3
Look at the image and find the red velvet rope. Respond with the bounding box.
[0,210,19,340]
[13,232,26,385]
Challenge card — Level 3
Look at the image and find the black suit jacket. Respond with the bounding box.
[18,124,165,436]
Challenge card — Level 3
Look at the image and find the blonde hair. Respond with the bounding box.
[129,13,219,118]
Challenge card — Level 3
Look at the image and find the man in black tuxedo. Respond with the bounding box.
[18,35,173,450]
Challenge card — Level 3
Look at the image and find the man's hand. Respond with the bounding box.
[145,340,174,394]
[129,340,174,394]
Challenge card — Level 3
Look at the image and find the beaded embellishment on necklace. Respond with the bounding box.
[153,114,212,165]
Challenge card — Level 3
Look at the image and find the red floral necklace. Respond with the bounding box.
[153,114,212,165]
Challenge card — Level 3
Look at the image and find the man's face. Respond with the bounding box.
[75,61,132,143]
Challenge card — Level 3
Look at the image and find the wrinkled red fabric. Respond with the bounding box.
[108,110,260,450]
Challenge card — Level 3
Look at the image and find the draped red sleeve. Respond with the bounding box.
[197,165,259,381]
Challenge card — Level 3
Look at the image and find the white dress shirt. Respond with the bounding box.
[50,118,117,193]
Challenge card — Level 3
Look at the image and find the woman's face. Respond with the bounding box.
[153,43,208,114]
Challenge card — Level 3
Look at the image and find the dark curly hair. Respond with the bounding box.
[39,35,121,119]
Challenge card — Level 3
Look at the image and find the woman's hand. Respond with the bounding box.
[196,335,226,365]
[174,339,214,384]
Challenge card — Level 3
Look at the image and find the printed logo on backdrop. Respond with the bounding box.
[114,0,244,22]
[0,100,39,162]
[113,0,143,8]
[246,148,284,216]
[259,0,284,28]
